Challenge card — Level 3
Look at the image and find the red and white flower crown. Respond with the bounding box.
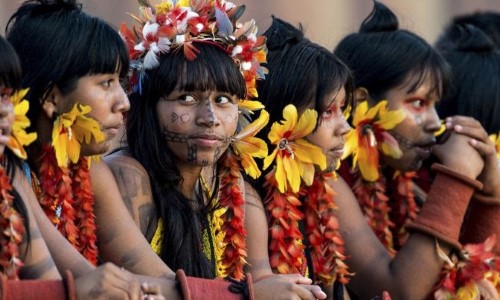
[120,0,267,98]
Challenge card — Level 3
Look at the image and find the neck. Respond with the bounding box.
[177,162,203,199]
[27,116,54,174]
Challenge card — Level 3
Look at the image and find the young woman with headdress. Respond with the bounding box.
[105,1,327,299]
[334,1,499,298]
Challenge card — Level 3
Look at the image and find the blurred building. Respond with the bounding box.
[1,0,500,49]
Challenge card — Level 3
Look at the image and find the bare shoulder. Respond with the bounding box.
[104,150,149,178]
[102,150,155,234]
[243,180,264,209]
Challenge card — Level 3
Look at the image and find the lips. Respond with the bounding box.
[102,125,121,140]
[328,144,345,159]
[413,141,435,159]
[191,133,225,147]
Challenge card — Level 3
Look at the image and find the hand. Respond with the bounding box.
[433,129,483,179]
[445,116,500,197]
[141,282,166,300]
[254,273,327,300]
[75,263,143,300]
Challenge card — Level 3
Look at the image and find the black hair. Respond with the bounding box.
[5,0,129,133]
[126,42,245,278]
[252,16,353,287]
[334,1,450,102]
[436,24,500,134]
[0,35,30,250]
[444,11,500,48]
[0,35,22,91]
[258,16,354,134]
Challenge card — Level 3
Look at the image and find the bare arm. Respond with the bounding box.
[13,170,61,280]
[333,176,444,299]
[93,157,181,299]
[244,182,327,300]
[339,132,484,299]
[90,159,175,277]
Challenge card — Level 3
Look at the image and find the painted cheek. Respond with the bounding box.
[171,111,192,124]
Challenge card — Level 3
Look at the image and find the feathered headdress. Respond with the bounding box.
[120,0,267,99]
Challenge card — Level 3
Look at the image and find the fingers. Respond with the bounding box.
[141,282,166,300]
[290,284,322,300]
[447,122,490,144]
[278,273,313,285]
[99,263,141,300]
[469,139,497,161]
[445,116,483,129]
[275,274,326,300]
[300,284,327,299]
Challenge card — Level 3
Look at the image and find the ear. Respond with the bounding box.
[42,87,61,119]
[354,87,369,104]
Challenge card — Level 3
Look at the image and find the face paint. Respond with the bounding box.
[156,90,238,167]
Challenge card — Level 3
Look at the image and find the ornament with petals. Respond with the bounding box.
[231,109,268,179]
[52,103,105,168]
[434,236,500,299]
[0,164,25,280]
[121,0,267,98]
[7,88,37,159]
[263,105,326,193]
[343,100,405,182]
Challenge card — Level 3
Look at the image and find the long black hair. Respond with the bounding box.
[0,35,30,248]
[334,1,450,102]
[126,42,245,278]
[436,23,500,134]
[6,0,129,133]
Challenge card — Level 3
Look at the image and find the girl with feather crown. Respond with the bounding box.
[107,0,327,299]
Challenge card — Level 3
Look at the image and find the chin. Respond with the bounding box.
[81,141,110,157]
[383,153,423,173]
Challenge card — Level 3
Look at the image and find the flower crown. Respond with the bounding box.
[120,0,267,98]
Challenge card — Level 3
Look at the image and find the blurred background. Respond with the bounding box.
[1,0,500,51]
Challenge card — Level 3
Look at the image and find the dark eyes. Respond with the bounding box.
[178,94,233,104]
[411,99,426,109]
[322,102,345,119]
[0,88,13,103]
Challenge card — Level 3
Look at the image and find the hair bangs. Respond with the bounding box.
[0,38,22,90]
[154,43,245,100]
[405,52,450,100]
[84,21,130,79]
[63,17,129,80]
[316,52,354,113]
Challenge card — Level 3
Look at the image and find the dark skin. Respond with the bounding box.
[25,75,179,298]
[13,165,153,299]
[105,88,328,300]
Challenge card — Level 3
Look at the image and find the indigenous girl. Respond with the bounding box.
[432,20,500,294]
[0,34,147,300]
[5,0,178,298]
[248,15,485,300]
[334,1,499,298]
[106,0,325,299]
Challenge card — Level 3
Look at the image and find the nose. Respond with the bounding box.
[423,106,441,133]
[112,86,130,114]
[335,114,352,137]
[196,99,221,127]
